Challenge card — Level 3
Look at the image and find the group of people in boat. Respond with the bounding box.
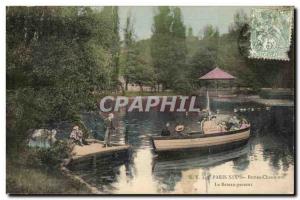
[201,115,248,134]
[161,114,249,136]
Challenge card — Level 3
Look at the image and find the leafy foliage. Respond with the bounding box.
[151,7,187,91]
[6,7,120,151]
[121,16,156,90]
[37,141,71,166]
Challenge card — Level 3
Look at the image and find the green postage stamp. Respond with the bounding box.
[249,7,294,61]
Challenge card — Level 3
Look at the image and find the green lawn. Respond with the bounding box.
[6,151,91,195]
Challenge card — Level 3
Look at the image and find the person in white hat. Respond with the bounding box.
[175,122,185,135]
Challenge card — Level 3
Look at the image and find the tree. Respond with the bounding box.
[187,24,220,87]
[121,15,156,91]
[130,61,156,92]
[170,7,188,92]
[187,26,193,37]
[151,6,187,91]
[96,7,121,91]
[151,7,173,90]
[111,7,121,88]
[122,14,136,90]
[228,10,248,34]
[6,7,121,151]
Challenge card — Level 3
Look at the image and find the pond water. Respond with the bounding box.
[70,98,294,194]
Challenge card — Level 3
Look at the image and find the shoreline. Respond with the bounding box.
[60,160,102,194]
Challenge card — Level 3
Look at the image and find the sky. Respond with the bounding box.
[117,6,253,40]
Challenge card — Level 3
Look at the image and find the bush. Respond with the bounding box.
[35,140,71,167]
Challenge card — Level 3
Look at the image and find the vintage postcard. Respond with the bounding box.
[6,6,295,195]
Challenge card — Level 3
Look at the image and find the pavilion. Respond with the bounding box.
[199,67,236,112]
[199,67,236,80]
[199,67,236,96]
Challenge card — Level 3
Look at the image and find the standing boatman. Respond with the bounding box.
[104,113,115,147]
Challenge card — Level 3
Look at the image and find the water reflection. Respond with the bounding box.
[113,149,159,194]
[71,101,294,194]
[153,145,250,193]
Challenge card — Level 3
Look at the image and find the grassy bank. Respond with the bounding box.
[6,149,90,194]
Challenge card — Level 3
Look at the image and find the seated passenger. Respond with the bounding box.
[175,123,185,135]
[240,119,249,129]
[202,117,221,134]
[161,123,171,136]
[228,116,240,130]
[219,121,227,132]
[200,117,207,134]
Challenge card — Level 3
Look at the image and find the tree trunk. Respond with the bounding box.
[125,81,128,91]
[139,84,143,92]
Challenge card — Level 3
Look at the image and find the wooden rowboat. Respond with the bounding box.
[151,124,250,154]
